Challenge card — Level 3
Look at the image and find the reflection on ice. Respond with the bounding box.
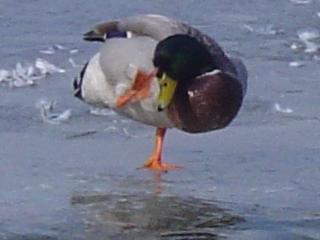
[71,193,244,239]
[161,231,218,239]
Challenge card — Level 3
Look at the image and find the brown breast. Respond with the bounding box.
[168,72,244,133]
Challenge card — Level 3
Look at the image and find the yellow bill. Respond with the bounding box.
[157,72,177,111]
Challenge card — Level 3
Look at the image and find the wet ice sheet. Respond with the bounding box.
[71,193,244,239]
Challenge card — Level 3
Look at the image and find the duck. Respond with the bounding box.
[73,14,247,171]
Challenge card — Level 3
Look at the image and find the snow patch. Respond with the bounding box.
[36,100,72,125]
[0,58,65,88]
[273,103,293,114]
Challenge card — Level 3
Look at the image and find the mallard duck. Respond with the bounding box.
[73,14,247,171]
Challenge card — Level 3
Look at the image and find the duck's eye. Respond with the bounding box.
[156,70,163,78]
[163,82,168,87]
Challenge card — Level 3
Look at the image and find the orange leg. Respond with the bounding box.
[142,128,181,171]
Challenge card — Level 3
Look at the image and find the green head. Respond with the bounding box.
[153,34,215,111]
